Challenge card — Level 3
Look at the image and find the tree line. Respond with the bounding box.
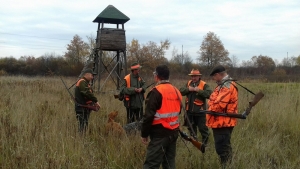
[1,32,300,81]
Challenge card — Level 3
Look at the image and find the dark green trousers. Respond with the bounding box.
[143,132,178,169]
[212,127,234,165]
[76,109,91,133]
[126,108,143,124]
[187,113,210,144]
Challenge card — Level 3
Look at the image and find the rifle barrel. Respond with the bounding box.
[194,110,246,119]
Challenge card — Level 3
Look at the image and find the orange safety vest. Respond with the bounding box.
[185,80,206,110]
[124,74,142,101]
[152,83,182,130]
[206,81,238,128]
[76,78,93,104]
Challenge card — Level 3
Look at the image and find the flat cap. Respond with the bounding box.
[82,68,97,75]
[210,65,225,76]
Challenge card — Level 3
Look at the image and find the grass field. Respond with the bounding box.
[0,76,299,168]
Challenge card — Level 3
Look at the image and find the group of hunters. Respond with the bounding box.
[74,62,239,168]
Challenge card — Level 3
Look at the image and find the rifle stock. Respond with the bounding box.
[80,103,100,111]
[179,130,203,152]
[242,91,264,117]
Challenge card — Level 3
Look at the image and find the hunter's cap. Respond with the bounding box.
[188,69,202,76]
[210,65,226,76]
[82,68,97,75]
[131,62,142,70]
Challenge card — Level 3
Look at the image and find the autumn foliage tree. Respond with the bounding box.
[197,32,229,68]
[126,39,170,74]
[244,55,276,75]
[64,34,89,64]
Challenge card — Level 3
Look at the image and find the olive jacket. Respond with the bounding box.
[74,77,98,112]
[180,80,212,114]
[120,73,146,109]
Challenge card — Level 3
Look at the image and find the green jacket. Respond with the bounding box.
[74,77,98,112]
[180,80,212,113]
[120,73,146,109]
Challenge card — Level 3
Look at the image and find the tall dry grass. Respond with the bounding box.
[0,76,299,168]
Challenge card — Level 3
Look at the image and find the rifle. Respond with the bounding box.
[179,130,205,153]
[60,77,100,111]
[193,91,264,119]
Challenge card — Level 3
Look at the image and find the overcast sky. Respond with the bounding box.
[0,0,299,63]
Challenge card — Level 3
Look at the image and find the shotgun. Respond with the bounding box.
[60,77,100,111]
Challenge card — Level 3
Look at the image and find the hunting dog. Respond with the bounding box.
[105,111,126,136]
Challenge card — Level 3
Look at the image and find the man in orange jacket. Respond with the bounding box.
[207,65,238,167]
[141,65,182,169]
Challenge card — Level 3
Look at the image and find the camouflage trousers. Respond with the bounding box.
[212,127,234,165]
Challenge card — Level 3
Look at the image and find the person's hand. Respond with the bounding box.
[135,88,143,93]
[96,102,101,109]
[194,87,200,92]
[188,86,195,92]
[141,137,148,145]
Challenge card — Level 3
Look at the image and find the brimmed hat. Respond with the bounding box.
[82,68,97,75]
[188,69,202,76]
[210,65,225,76]
[131,62,142,70]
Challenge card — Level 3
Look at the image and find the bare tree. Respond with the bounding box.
[86,34,96,54]
[241,60,254,67]
[281,56,297,67]
[170,47,193,74]
[296,55,300,66]
[197,32,229,68]
[229,55,239,67]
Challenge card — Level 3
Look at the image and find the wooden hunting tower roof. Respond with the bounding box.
[93,5,130,24]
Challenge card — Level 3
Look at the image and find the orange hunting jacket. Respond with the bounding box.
[152,83,182,130]
[206,77,238,128]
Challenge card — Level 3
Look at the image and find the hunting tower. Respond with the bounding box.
[92,5,130,91]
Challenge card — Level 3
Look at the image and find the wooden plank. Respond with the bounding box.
[100,38,126,43]
[100,35,125,39]
[100,43,126,49]
[97,28,126,50]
